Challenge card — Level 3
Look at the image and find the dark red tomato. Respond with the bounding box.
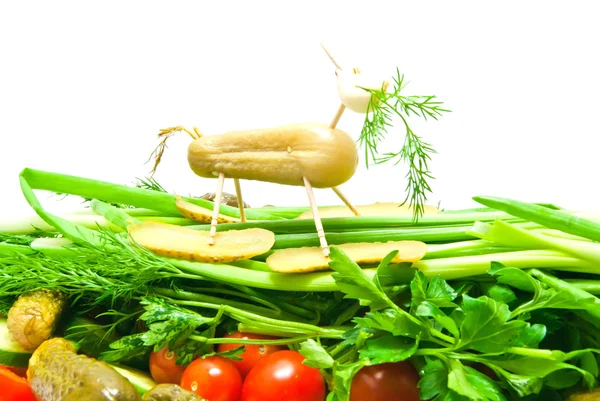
[180,356,243,401]
[349,362,421,401]
[149,346,187,384]
[216,331,286,378]
[473,363,498,381]
[241,350,326,401]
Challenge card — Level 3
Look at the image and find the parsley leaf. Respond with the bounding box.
[358,333,419,364]
[300,339,335,369]
[417,301,460,339]
[329,247,395,310]
[100,297,217,364]
[456,295,528,353]
[447,359,506,401]
[410,272,457,311]
[354,308,421,338]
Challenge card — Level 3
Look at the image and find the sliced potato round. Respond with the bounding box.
[296,202,439,219]
[266,240,427,273]
[176,197,240,224]
[128,221,274,263]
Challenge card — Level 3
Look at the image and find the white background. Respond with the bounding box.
[1,1,599,220]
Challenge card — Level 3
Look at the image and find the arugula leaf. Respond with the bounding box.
[456,295,528,353]
[300,339,335,369]
[329,247,395,310]
[358,334,419,364]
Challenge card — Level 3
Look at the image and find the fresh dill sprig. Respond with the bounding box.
[358,68,450,221]
[0,229,182,309]
[135,177,167,193]
[0,232,50,245]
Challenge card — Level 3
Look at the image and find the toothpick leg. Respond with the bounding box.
[303,176,329,257]
[208,172,226,245]
[328,102,360,216]
[233,178,246,223]
[329,103,346,129]
[320,42,343,71]
[332,187,360,216]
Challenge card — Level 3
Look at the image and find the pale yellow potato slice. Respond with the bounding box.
[296,203,439,219]
[128,221,274,263]
[176,197,240,224]
[266,240,427,273]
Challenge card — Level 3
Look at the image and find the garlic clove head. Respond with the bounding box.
[336,69,390,114]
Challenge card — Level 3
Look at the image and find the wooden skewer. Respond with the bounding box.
[332,187,360,216]
[303,176,330,257]
[233,178,246,223]
[329,103,346,129]
[208,172,226,245]
[321,44,361,217]
[320,42,343,71]
[329,104,359,216]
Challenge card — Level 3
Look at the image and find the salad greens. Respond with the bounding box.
[2,168,600,400]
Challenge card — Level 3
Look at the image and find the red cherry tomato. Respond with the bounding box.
[0,366,37,401]
[216,331,286,378]
[1,365,28,378]
[241,350,326,401]
[349,362,420,401]
[149,346,187,384]
[180,356,242,401]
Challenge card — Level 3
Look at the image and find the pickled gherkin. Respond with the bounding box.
[27,337,142,401]
[7,289,67,350]
[142,384,206,401]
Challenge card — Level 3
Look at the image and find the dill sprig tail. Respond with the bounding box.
[0,228,183,310]
[358,67,450,221]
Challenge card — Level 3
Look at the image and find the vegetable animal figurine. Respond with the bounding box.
[148,44,448,257]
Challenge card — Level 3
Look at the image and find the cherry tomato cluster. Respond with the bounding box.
[149,331,424,401]
[149,331,326,401]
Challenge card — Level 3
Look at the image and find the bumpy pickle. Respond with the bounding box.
[142,384,206,401]
[27,338,142,401]
[187,122,358,188]
[7,289,67,350]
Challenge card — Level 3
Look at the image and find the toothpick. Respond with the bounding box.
[332,187,360,216]
[328,100,360,216]
[320,42,343,71]
[208,172,226,245]
[329,103,346,129]
[303,176,330,257]
[233,178,246,223]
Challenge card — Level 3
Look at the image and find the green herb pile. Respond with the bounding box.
[2,168,600,400]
